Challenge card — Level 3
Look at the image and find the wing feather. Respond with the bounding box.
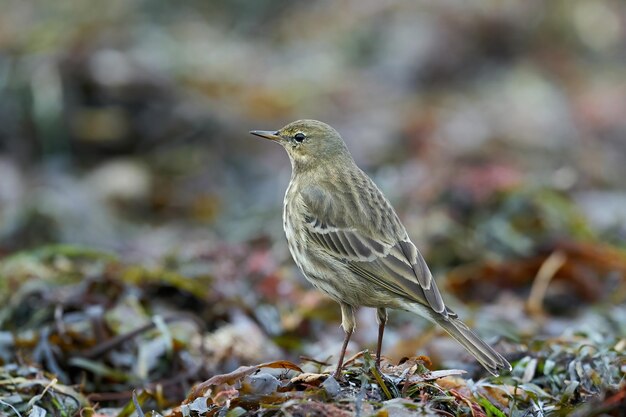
[300,185,446,314]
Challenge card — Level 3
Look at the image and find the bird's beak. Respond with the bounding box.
[250,130,282,142]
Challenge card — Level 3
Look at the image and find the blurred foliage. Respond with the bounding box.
[0,236,624,415]
[0,246,213,407]
[0,365,89,417]
[162,336,625,417]
[1,0,626,416]
[428,187,596,268]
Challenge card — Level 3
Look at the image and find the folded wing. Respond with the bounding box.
[301,185,446,314]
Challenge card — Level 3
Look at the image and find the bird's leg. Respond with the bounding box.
[333,303,355,379]
[375,307,387,368]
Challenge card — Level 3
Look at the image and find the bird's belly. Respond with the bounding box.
[284,226,397,307]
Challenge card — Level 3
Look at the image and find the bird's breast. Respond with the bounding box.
[283,181,306,267]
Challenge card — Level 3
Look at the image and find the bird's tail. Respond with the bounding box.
[430,312,511,376]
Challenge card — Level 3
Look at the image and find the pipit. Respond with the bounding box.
[250,120,511,377]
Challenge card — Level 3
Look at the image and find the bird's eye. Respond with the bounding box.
[294,133,306,143]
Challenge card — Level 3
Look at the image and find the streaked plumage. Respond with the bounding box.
[251,120,510,376]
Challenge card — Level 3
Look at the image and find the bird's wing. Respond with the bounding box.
[301,184,445,313]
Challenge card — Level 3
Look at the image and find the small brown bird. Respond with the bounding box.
[250,120,510,377]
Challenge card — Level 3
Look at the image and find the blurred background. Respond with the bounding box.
[1,0,626,396]
[2,0,625,254]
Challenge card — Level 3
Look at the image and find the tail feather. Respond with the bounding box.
[434,314,511,376]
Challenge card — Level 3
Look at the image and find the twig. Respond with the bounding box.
[132,391,146,417]
[527,250,567,317]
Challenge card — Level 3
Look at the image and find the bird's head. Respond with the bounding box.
[250,119,351,170]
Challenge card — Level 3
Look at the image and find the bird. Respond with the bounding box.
[250,120,511,377]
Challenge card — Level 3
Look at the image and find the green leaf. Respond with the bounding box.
[476,396,506,417]
[226,407,247,417]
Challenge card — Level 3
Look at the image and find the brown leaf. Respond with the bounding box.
[186,365,258,401]
[450,389,488,417]
[481,384,515,408]
[446,240,626,307]
[290,372,328,385]
[257,360,303,373]
[185,361,302,403]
